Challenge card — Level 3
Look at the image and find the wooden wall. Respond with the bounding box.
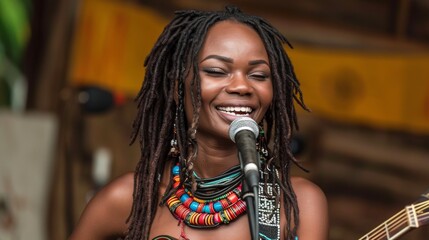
[24,0,429,239]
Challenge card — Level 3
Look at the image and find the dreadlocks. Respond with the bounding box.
[128,6,308,240]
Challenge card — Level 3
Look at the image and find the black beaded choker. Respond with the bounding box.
[184,165,243,200]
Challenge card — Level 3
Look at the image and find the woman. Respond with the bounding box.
[69,6,328,240]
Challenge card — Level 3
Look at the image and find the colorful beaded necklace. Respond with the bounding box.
[166,163,246,228]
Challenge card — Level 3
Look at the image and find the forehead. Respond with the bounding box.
[199,21,268,59]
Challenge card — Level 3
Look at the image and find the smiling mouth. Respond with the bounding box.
[216,106,253,116]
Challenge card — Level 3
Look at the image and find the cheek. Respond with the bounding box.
[260,82,273,109]
[200,78,222,101]
[259,86,273,121]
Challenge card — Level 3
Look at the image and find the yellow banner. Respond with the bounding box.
[290,48,429,134]
[68,0,167,96]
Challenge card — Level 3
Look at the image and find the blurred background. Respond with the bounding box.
[0,0,428,239]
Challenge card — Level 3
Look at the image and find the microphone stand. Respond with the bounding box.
[242,180,259,240]
[239,153,259,240]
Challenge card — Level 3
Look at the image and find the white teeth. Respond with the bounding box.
[217,106,252,116]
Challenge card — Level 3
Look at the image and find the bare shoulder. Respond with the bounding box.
[69,172,135,240]
[291,177,326,204]
[98,172,135,206]
[291,177,329,240]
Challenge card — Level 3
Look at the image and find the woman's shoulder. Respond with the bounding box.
[69,172,135,239]
[86,172,135,215]
[100,172,135,203]
[291,176,325,200]
[291,176,329,240]
[290,176,327,215]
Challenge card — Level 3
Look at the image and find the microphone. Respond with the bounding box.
[228,117,260,189]
[229,117,260,240]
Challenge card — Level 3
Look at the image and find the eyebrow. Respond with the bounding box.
[201,55,269,66]
[248,59,269,66]
[201,55,233,63]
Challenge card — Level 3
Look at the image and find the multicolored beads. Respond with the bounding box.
[166,164,247,228]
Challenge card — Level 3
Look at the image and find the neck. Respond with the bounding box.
[192,136,239,178]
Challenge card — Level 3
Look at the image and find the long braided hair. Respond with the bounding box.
[128,6,308,240]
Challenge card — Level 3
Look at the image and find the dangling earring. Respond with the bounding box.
[257,121,269,161]
[169,122,180,157]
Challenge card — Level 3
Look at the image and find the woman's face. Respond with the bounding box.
[184,20,273,141]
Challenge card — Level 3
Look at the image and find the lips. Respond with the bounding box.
[216,106,253,116]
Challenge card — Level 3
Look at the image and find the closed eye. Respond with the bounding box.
[249,73,269,80]
[201,67,226,77]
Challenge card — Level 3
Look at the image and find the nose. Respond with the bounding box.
[225,73,253,96]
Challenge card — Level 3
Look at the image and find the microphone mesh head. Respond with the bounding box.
[228,117,259,143]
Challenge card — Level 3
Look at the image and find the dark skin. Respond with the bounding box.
[69,20,328,240]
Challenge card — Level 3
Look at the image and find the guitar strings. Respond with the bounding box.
[368,201,429,240]
[416,201,429,226]
[416,201,429,213]
[365,209,407,240]
[360,200,429,240]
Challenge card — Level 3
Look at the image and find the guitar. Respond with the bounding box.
[359,190,429,240]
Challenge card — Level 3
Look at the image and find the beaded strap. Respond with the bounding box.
[258,168,281,240]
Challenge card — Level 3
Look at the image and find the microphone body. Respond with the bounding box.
[228,117,260,189]
[235,130,259,188]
